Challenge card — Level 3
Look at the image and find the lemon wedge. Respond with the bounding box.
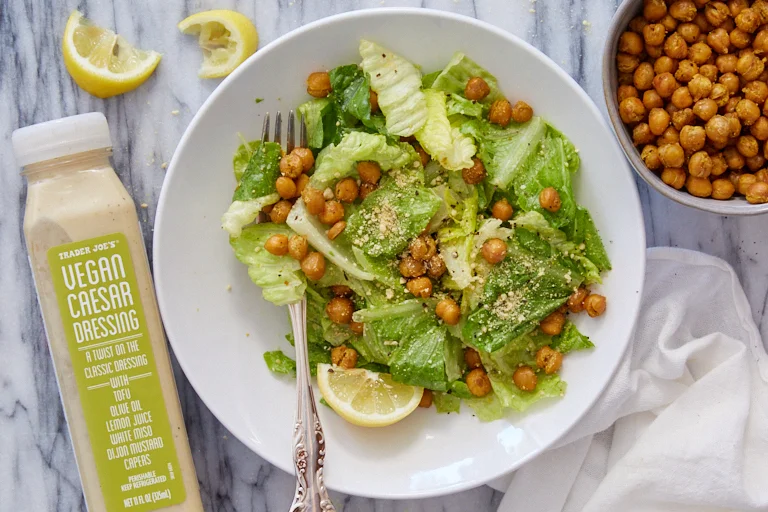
[316,364,424,427]
[62,11,161,98]
[178,10,258,79]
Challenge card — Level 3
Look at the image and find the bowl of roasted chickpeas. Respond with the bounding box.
[604,0,768,214]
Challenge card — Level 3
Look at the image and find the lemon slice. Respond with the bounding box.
[316,364,424,427]
[62,11,161,98]
[178,10,258,79]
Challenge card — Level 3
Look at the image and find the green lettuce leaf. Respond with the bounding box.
[422,70,441,89]
[415,89,476,171]
[263,350,296,375]
[563,206,612,272]
[233,139,259,181]
[349,325,395,365]
[230,224,306,305]
[446,93,486,118]
[389,316,450,391]
[466,392,505,421]
[221,194,279,238]
[444,335,465,382]
[433,391,461,414]
[352,300,424,323]
[347,180,441,257]
[359,40,427,136]
[460,116,547,190]
[309,131,416,190]
[298,98,338,150]
[352,247,403,288]
[551,321,595,354]
[487,371,566,412]
[329,64,386,133]
[430,53,504,104]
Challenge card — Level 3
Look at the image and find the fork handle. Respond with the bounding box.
[288,299,335,512]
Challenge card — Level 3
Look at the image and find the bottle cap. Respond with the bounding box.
[12,112,113,168]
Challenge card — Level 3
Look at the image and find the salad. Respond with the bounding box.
[223,40,611,425]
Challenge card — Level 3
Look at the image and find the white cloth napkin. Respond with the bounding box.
[494,247,768,512]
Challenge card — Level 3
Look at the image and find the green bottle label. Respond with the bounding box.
[47,233,186,511]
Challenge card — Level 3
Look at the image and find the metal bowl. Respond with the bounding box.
[602,0,768,215]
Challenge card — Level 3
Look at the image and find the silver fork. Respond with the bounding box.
[261,111,335,512]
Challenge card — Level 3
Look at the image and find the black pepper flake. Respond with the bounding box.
[376,73,381,77]
[382,53,386,57]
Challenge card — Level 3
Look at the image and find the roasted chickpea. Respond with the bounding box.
[735,98,762,126]
[653,72,680,98]
[465,76,491,101]
[535,187,561,213]
[646,43,664,59]
[688,150,714,177]
[536,346,564,375]
[291,147,315,173]
[331,345,358,369]
[646,0,669,21]
[655,56,679,75]
[263,234,289,256]
[670,0,697,21]
[747,180,768,202]
[644,23,667,46]
[754,0,768,23]
[418,389,433,408]
[409,235,437,261]
[435,298,461,325]
[426,254,447,279]
[678,22,702,43]
[349,321,364,335]
[737,134,760,157]
[675,59,699,82]
[634,63,656,90]
[707,27,731,53]
[737,50,765,80]
[647,107,669,135]
[659,126,682,145]
[642,145,663,169]
[750,116,768,139]
[634,123,655,145]
[295,174,310,197]
[327,220,346,241]
[711,83,731,107]
[746,154,766,170]
[753,28,768,53]
[511,101,534,123]
[729,0,748,17]
[407,276,433,298]
[618,84,640,102]
[630,15,650,33]
[462,157,487,184]
[756,168,768,182]
[481,238,508,264]
[269,200,292,224]
[466,368,493,397]
[288,235,308,261]
[540,311,566,336]
[301,251,326,281]
[672,86,695,108]
[464,347,482,369]
[356,161,382,185]
[307,71,332,98]
[672,107,696,129]
[661,13,680,32]
[743,81,768,104]
[567,287,588,313]
[726,113,743,136]
[359,182,378,200]
[399,255,426,278]
[274,176,297,200]
[712,153,729,175]
[513,366,538,392]
[662,167,688,188]
[705,2,731,26]
[664,33,689,59]
[718,72,741,95]
[711,178,736,198]
[487,198,514,225]
[300,188,324,217]
[319,200,344,225]
[724,95,743,114]
[584,294,607,317]
[724,146,746,169]
[706,114,732,143]
[730,28,753,50]
[489,99,513,126]
[658,143,686,167]
[334,178,359,203]
[331,285,353,297]
[689,41,714,64]
[736,7,760,33]
[717,54,739,73]
[700,64,720,82]
[692,98,717,121]
[279,153,304,179]
[687,74,713,100]
[694,11,714,31]
[679,125,707,151]
[739,172,758,193]
[326,296,354,324]
[685,175,714,197]
[369,89,379,113]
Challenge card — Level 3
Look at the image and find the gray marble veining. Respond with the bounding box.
[2,0,767,511]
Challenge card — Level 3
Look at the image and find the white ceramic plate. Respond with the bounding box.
[154,8,645,499]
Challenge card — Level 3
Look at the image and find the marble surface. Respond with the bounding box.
[2,0,768,510]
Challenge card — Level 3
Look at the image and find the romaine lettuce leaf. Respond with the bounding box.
[422,70,441,89]
[352,300,424,323]
[444,335,465,382]
[551,321,595,353]
[298,98,338,150]
[462,239,577,352]
[329,64,387,133]
[563,206,612,272]
[466,391,505,421]
[351,247,403,288]
[309,131,415,190]
[460,116,547,190]
[487,371,566,412]
[286,198,374,280]
[415,89,476,171]
[433,391,461,413]
[389,316,450,391]
[221,194,279,238]
[347,180,441,257]
[233,139,259,181]
[430,53,504,104]
[263,350,296,375]
[446,93,486,118]
[359,40,427,136]
[230,224,306,305]
[349,325,395,366]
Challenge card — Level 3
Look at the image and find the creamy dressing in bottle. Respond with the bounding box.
[13,113,203,512]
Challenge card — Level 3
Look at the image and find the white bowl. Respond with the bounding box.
[154,8,646,499]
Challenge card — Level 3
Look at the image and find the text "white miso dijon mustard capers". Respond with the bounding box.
[12,113,203,512]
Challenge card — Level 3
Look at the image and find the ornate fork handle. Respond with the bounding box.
[288,298,335,512]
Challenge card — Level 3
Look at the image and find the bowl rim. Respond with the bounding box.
[155,6,647,498]
[602,0,768,216]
